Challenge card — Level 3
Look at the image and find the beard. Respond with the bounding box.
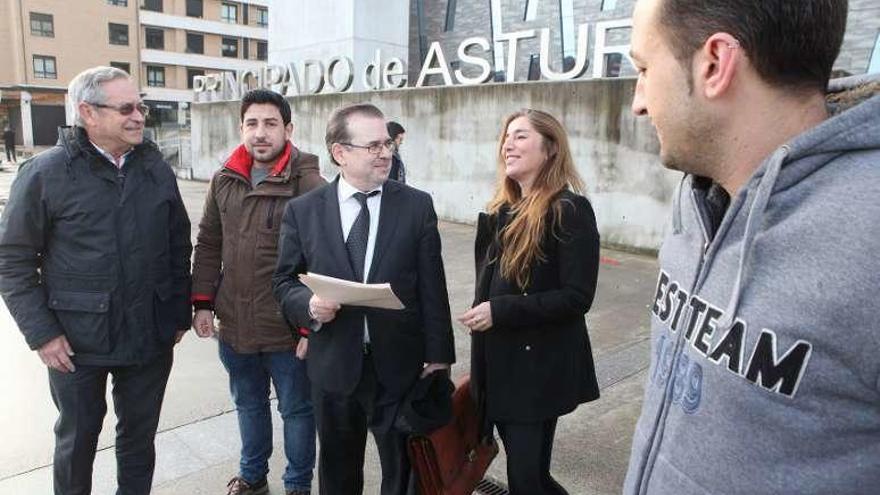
[657,105,720,179]
[248,142,285,165]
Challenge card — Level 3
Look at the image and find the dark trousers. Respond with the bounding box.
[313,354,414,495]
[48,351,174,495]
[5,144,15,162]
[497,418,569,495]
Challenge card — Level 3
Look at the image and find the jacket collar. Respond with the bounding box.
[58,126,162,175]
[223,141,292,180]
[60,126,150,162]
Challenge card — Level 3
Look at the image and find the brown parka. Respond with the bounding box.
[192,142,325,353]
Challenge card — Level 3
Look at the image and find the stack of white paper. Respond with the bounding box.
[298,272,405,310]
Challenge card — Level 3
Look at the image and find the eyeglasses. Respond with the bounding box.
[88,102,150,117]
[339,139,394,155]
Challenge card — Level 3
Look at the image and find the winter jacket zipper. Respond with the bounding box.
[637,186,714,494]
[265,200,277,229]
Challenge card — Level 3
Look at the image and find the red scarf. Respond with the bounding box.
[224,141,292,180]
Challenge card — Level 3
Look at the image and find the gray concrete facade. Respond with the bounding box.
[839,0,880,75]
[410,0,638,86]
[409,0,880,84]
[191,77,676,251]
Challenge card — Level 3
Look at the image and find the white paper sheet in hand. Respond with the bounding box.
[298,272,405,310]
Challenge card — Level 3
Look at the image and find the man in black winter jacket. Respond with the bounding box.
[3,126,15,164]
[0,66,192,495]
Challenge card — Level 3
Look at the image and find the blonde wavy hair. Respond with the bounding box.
[487,109,585,289]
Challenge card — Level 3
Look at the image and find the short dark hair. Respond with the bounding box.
[240,89,291,125]
[658,0,848,92]
[386,121,405,140]
[325,103,385,166]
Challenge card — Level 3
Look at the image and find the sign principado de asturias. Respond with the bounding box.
[192,19,632,100]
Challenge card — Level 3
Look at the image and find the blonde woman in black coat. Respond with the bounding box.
[458,109,600,495]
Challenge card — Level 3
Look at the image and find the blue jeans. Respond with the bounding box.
[218,340,316,492]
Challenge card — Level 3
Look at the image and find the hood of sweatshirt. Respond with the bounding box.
[625,74,880,495]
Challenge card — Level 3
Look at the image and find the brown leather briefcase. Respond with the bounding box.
[408,375,499,494]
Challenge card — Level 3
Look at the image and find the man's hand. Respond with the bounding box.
[38,335,76,373]
[309,295,340,324]
[420,362,450,378]
[193,309,215,338]
[295,338,308,360]
[174,330,187,345]
[457,302,493,332]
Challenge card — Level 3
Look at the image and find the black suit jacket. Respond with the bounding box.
[273,177,455,399]
[389,152,405,183]
[471,191,600,423]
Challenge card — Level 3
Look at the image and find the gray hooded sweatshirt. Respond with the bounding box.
[624,77,880,495]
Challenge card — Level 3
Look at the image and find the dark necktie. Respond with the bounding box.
[346,191,379,281]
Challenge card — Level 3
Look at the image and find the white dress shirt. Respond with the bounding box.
[90,141,132,169]
[337,176,383,343]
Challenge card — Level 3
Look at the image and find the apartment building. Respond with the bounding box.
[139,0,267,124]
[0,0,267,148]
[0,0,140,146]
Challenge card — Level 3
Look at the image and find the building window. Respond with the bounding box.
[444,0,456,31]
[142,0,162,12]
[145,28,164,49]
[110,61,131,74]
[528,54,540,80]
[221,37,239,58]
[109,23,129,45]
[186,32,204,54]
[601,0,617,11]
[221,3,238,23]
[107,0,128,6]
[147,65,165,87]
[30,12,54,37]
[186,0,203,17]
[33,55,57,79]
[256,7,268,27]
[187,69,205,89]
[243,39,250,59]
[604,53,623,77]
[869,32,880,74]
[257,41,267,61]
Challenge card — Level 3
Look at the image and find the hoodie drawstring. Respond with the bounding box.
[672,173,688,235]
[715,146,790,330]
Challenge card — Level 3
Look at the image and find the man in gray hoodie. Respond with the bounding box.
[625,1,880,494]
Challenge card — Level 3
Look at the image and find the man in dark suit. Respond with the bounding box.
[273,103,455,495]
[386,121,406,183]
[3,126,16,164]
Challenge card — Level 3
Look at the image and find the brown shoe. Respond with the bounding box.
[226,476,269,495]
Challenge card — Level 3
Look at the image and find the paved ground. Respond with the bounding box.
[0,164,658,494]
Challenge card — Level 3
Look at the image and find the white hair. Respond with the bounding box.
[68,66,132,126]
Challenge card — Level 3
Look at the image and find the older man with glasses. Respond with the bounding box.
[0,65,192,495]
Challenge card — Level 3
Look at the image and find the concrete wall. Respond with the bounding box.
[191,78,677,251]
[838,0,880,75]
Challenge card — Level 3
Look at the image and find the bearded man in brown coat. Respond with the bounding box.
[191,89,325,495]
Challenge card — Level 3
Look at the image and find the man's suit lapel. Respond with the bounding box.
[321,176,356,280]
[367,179,402,283]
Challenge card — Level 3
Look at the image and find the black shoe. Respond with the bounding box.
[226,476,269,495]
